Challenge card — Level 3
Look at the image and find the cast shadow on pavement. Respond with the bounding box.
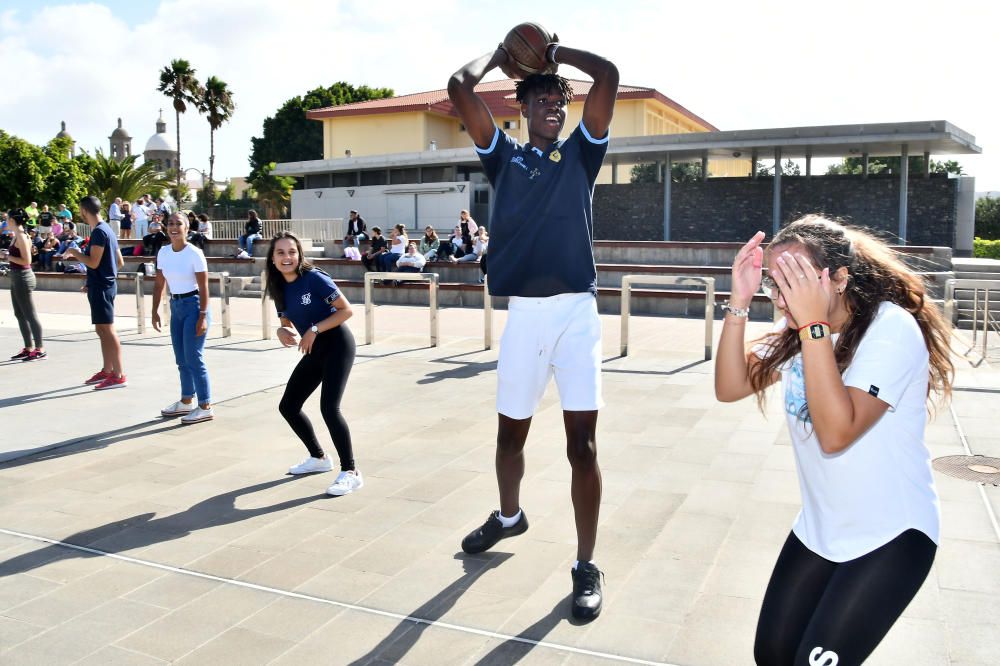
[0,384,100,409]
[0,418,182,467]
[0,477,324,578]
[348,552,514,666]
[471,593,577,665]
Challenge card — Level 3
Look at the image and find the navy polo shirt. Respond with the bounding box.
[85,221,120,290]
[476,122,608,297]
[276,269,342,335]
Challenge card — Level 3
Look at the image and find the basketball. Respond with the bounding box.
[501,22,559,79]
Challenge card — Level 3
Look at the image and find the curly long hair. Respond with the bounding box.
[265,231,313,313]
[748,215,953,409]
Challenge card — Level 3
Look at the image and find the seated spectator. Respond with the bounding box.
[376,224,407,272]
[396,243,426,273]
[55,234,86,273]
[0,228,13,251]
[143,221,169,256]
[458,209,478,254]
[344,209,367,248]
[457,226,488,264]
[58,221,80,245]
[418,226,440,261]
[38,232,59,271]
[197,213,213,239]
[442,224,465,262]
[29,228,42,268]
[238,210,263,258]
[56,203,72,227]
[361,226,387,272]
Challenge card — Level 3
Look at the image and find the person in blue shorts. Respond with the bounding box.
[63,196,127,390]
[265,231,363,497]
[448,40,618,620]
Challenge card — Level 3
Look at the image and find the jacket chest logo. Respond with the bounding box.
[301,292,312,306]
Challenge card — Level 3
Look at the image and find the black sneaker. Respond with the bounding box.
[10,348,30,360]
[571,562,604,620]
[461,510,528,554]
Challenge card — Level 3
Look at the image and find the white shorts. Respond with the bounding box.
[496,292,603,419]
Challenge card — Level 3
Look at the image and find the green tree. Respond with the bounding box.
[247,162,295,219]
[630,161,703,184]
[198,75,235,187]
[0,132,92,214]
[249,82,393,177]
[826,156,964,176]
[42,137,91,212]
[976,195,1000,240]
[87,151,171,205]
[158,59,204,192]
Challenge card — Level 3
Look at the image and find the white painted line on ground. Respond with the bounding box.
[949,404,1000,543]
[0,527,678,666]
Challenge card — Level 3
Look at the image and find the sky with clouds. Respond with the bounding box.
[1,0,997,191]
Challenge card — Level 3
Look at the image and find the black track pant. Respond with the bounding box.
[754,529,936,666]
[278,325,356,469]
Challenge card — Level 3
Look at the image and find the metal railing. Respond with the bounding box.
[209,218,345,242]
[483,276,493,350]
[620,275,716,360]
[132,271,232,338]
[945,278,1000,358]
[260,269,272,340]
[363,273,439,347]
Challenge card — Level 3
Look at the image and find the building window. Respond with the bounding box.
[459,123,466,132]
[503,120,519,130]
[305,173,332,189]
[420,166,452,183]
[332,172,356,188]
[390,168,419,185]
[361,170,387,186]
[474,189,489,205]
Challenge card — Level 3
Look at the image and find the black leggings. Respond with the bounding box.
[278,325,356,469]
[755,529,936,666]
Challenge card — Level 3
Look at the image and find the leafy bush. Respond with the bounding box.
[976,196,1000,239]
[973,237,1000,259]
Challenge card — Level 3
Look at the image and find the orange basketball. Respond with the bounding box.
[501,22,559,80]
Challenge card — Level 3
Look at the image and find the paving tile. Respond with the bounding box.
[174,626,295,664]
[76,646,169,665]
[0,614,46,652]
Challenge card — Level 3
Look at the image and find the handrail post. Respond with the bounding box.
[260,269,272,340]
[620,277,631,356]
[984,289,990,358]
[429,274,439,347]
[364,273,374,344]
[135,272,145,334]
[972,288,979,344]
[944,279,955,326]
[483,275,492,350]
[703,277,715,361]
[220,272,232,338]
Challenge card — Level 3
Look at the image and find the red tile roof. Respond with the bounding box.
[306,79,718,131]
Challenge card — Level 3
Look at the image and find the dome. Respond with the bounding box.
[56,120,72,140]
[110,118,131,139]
[144,132,176,153]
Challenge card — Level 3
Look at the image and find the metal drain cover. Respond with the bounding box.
[933,455,1000,485]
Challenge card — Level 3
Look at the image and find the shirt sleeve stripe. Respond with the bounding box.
[474,126,501,154]
[579,121,610,145]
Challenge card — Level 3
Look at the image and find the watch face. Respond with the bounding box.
[809,323,825,339]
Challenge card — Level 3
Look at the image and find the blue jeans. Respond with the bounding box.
[377,252,401,272]
[170,294,211,404]
[240,233,262,255]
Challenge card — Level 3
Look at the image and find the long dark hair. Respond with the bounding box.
[265,231,313,313]
[749,215,954,408]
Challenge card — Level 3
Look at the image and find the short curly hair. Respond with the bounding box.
[514,74,574,105]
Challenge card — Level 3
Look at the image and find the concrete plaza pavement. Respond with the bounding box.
[0,290,998,665]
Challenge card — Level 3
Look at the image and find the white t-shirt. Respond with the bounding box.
[389,236,407,254]
[767,301,939,562]
[156,244,208,294]
[133,204,148,223]
[199,221,213,239]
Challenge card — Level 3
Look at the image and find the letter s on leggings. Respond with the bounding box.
[809,647,839,666]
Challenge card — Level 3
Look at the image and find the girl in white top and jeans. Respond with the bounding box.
[152,212,214,424]
[715,215,953,666]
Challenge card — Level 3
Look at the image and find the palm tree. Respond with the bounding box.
[198,76,235,190]
[86,151,171,205]
[157,59,203,193]
[248,162,295,219]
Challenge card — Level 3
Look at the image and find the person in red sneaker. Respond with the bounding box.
[62,196,126,389]
[4,209,46,361]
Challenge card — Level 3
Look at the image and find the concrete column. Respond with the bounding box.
[612,157,619,184]
[899,144,909,244]
[806,152,812,177]
[773,147,782,236]
[701,151,708,181]
[924,151,931,179]
[663,152,672,241]
[655,160,662,184]
[862,152,870,179]
[751,149,758,180]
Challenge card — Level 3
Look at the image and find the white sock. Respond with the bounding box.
[573,559,596,570]
[498,509,522,528]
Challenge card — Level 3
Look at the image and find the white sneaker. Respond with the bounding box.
[326,470,364,496]
[236,250,250,259]
[181,406,214,424]
[161,400,195,417]
[289,456,333,475]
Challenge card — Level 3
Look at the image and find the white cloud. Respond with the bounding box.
[1,0,997,189]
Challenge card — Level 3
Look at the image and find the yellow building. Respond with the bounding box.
[307,79,746,182]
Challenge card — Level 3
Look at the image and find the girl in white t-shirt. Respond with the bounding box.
[152,212,214,425]
[715,215,953,665]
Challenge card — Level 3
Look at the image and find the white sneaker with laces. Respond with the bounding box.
[162,400,195,417]
[289,456,333,475]
[327,469,364,496]
[181,406,214,424]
